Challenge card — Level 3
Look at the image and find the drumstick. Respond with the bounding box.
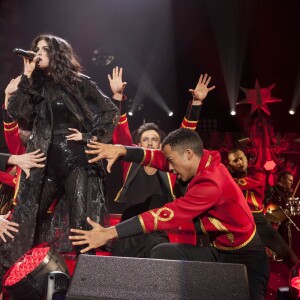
[292,178,300,198]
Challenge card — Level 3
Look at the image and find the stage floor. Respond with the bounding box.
[267,261,290,300]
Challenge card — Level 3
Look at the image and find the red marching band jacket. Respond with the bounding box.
[128,147,257,250]
[234,167,266,213]
[2,108,56,213]
[2,112,24,205]
[112,100,201,201]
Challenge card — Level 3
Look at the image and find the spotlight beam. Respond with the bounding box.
[291,69,300,113]
[206,1,253,111]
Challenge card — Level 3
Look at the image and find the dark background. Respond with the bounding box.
[0,0,299,211]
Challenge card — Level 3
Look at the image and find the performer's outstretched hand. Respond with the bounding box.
[69,217,117,253]
[189,73,215,105]
[0,212,19,242]
[86,141,126,173]
[108,66,127,101]
[8,149,46,179]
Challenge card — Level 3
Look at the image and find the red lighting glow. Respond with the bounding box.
[291,270,300,298]
[263,160,276,171]
[4,245,50,286]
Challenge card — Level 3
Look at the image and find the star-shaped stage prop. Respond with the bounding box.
[237,80,281,115]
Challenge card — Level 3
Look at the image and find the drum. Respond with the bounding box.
[265,203,287,223]
[265,198,300,223]
[286,197,300,217]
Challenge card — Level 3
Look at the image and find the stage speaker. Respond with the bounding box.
[66,255,249,300]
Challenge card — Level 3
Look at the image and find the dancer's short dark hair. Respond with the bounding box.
[136,123,163,143]
[278,171,293,182]
[162,128,203,156]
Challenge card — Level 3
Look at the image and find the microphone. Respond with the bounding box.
[13,48,36,59]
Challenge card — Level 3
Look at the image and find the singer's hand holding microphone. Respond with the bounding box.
[13,48,40,78]
[5,48,40,104]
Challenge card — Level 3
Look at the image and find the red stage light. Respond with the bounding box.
[3,243,69,300]
[5,246,50,286]
[290,262,300,299]
[291,275,300,298]
[263,160,276,171]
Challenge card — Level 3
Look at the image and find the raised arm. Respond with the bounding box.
[108,66,127,101]
[7,57,42,123]
[189,73,215,105]
[108,67,133,146]
[181,73,215,130]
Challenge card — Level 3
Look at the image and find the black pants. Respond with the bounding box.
[150,235,269,300]
[35,166,89,242]
[254,212,298,268]
[113,231,169,258]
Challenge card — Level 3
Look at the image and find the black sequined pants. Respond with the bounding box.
[34,134,92,246]
[39,135,88,226]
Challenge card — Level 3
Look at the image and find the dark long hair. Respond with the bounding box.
[30,34,83,91]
